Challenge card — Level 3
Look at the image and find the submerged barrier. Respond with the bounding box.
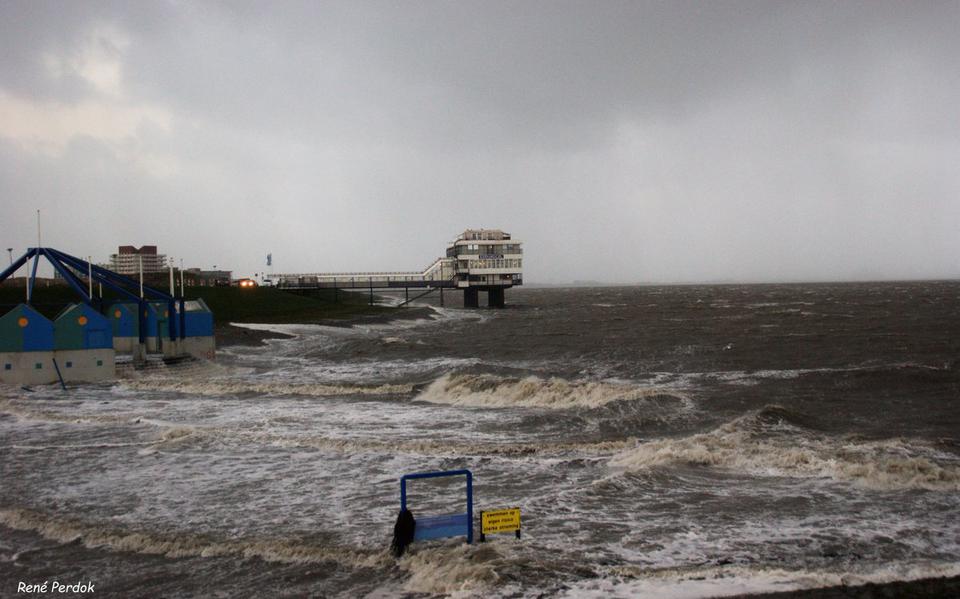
[390,469,522,557]
[392,469,473,557]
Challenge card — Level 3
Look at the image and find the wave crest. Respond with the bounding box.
[119,379,413,397]
[0,507,386,568]
[415,373,690,410]
[150,422,636,457]
[610,407,960,490]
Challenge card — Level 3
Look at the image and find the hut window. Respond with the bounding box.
[65,361,73,368]
[3,364,10,370]
[35,363,42,369]
[97,360,103,367]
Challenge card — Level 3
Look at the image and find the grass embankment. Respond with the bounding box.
[0,284,394,324]
[187,286,394,324]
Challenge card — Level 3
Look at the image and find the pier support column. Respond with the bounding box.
[487,287,505,308]
[463,287,479,308]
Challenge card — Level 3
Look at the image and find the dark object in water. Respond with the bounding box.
[390,508,416,557]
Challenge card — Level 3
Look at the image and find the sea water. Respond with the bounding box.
[2,282,959,597]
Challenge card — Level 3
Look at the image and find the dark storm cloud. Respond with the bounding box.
[1,1,958,282]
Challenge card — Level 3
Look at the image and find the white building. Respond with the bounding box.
[109,245,167,275]
[445,229,522,288]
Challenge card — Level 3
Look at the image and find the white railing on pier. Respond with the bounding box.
[276,258,450,288]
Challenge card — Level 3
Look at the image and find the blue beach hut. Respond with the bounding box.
[0,304,54,352]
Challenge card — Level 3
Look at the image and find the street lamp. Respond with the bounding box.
[6,248,12,266]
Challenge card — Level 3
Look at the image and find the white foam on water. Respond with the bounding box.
[561,562,960,599]
[0,398,143,426]
[398,542,504,596]
[140,419,636,457]
[7,441,154,451]
[415,373,692,411]
[610,410,960,491]
[118,378,414,397]
[0,507,388,569]
[296,356,483,383]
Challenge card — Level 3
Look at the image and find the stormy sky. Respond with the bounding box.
[1,1,958,284]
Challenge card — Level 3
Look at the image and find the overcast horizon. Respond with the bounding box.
[2,1,958,284]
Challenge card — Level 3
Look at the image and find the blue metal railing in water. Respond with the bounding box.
[400,469,473,544]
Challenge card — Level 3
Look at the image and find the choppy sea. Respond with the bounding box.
[2,282,959,597]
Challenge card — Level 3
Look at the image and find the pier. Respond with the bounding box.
[275,229,522,308]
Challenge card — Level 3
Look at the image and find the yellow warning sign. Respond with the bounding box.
[480,508,521,535]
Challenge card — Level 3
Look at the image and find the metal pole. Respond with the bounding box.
[466,471,473,544]
[27,250,40,304]
[169,258,174,296]
[180,259,184,296]
[36,210,41,247]
[6,248,11,266]
[139,255,144,299]
[87,256,93,300]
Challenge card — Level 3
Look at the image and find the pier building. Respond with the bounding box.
[277,229,523,308]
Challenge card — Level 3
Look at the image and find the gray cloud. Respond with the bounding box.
[2,1,958,283]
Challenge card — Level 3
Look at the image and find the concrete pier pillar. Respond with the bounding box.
[463,287,479,308]
[487,287,505,308]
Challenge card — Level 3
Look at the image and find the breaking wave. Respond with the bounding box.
[0,508,512,597]
[610,406,960,491]
[415,373,691,411]
[1,399,634,457]
[0,507,386,569]
[151,422,635,457]
[399,543,502,596]
[0,399,142,426]
[119,379,414,397]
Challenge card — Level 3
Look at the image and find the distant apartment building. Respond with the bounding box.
[109,245,167,275]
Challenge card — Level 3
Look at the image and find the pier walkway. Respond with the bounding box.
[274,229,522,308]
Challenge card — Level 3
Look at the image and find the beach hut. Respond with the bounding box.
[108,302,139,353]
[0,304,56,385]
[54,303,113,350]
[181,299,215,359]
[52,303,116,382]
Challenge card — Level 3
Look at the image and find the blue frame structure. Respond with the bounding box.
[400,469,473,544]
[0,247,185,343]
